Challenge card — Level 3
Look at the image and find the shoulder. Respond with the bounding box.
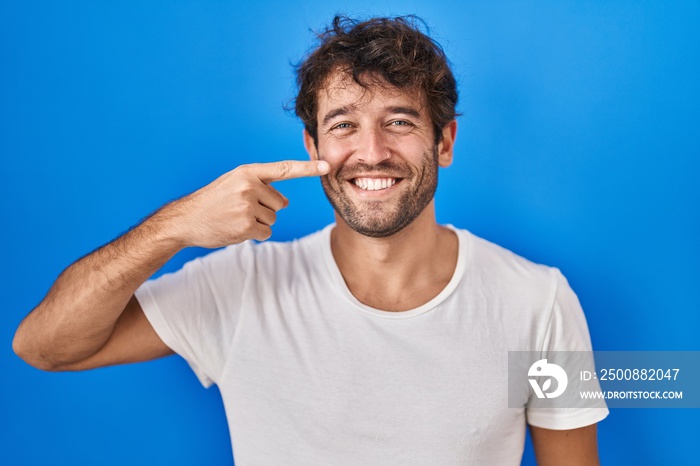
[455,227,558,280]
[448,229,568,311]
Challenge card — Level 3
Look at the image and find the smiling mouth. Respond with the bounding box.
[352,177,401,191]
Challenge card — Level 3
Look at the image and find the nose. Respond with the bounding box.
[355,127,391,165]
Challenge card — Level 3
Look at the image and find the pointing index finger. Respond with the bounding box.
[256,160,330,182]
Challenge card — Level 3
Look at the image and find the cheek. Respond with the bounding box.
[318,139,354,168]
[319,133,430,169]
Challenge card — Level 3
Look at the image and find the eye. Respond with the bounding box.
[331,122,353,130]
[387,120,414,132]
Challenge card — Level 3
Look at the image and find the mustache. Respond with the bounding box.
[334,160,412,179]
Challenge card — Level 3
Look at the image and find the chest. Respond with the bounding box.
[220,302,523,462]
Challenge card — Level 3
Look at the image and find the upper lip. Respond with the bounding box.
[345,173,405,180]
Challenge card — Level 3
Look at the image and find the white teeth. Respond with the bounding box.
[353,177,397,191]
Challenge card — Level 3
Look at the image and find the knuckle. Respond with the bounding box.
[235,181,257,200]
[277,161,292,178]
[234,164,258,181]
[238,182,254,197]
[241,216,257,231]
[232,164,249,177]
[242,204,256,218]
[269,196,284,211]
[259,226,272,240]
[238,175,255,188]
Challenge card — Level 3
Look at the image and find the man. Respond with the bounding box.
[13,15,607,465]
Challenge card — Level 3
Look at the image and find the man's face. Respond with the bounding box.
[305,72,455,238]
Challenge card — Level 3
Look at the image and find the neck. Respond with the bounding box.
[330,201,458,311]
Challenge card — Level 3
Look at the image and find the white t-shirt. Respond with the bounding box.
[135,225,608,465]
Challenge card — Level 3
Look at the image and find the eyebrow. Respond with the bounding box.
[321,105,422,127]
[322,106,353,127]
[386,106,421,119]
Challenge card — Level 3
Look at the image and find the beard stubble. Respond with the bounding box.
[319,146,439,238]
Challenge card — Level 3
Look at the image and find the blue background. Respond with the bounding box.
[2,1,698,464]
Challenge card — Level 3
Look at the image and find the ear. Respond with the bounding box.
[437,120,457,168]
[303,129,318,161]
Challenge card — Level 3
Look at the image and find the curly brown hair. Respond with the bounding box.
[293,15,459,145]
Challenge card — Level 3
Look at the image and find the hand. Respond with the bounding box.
[163,160,329,248]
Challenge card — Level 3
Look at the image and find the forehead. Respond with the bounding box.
[317,71,426,116]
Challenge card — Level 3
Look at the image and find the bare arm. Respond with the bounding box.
[13,215,182,371]
[530,424,600,466]
[13,160,329,371]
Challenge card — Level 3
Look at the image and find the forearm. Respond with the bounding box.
[13,210,183,370]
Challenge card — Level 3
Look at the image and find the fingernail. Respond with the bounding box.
[317,160,330,174]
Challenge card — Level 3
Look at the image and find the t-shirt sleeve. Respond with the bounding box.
[525,269,610,430]
[134,242,254,388]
